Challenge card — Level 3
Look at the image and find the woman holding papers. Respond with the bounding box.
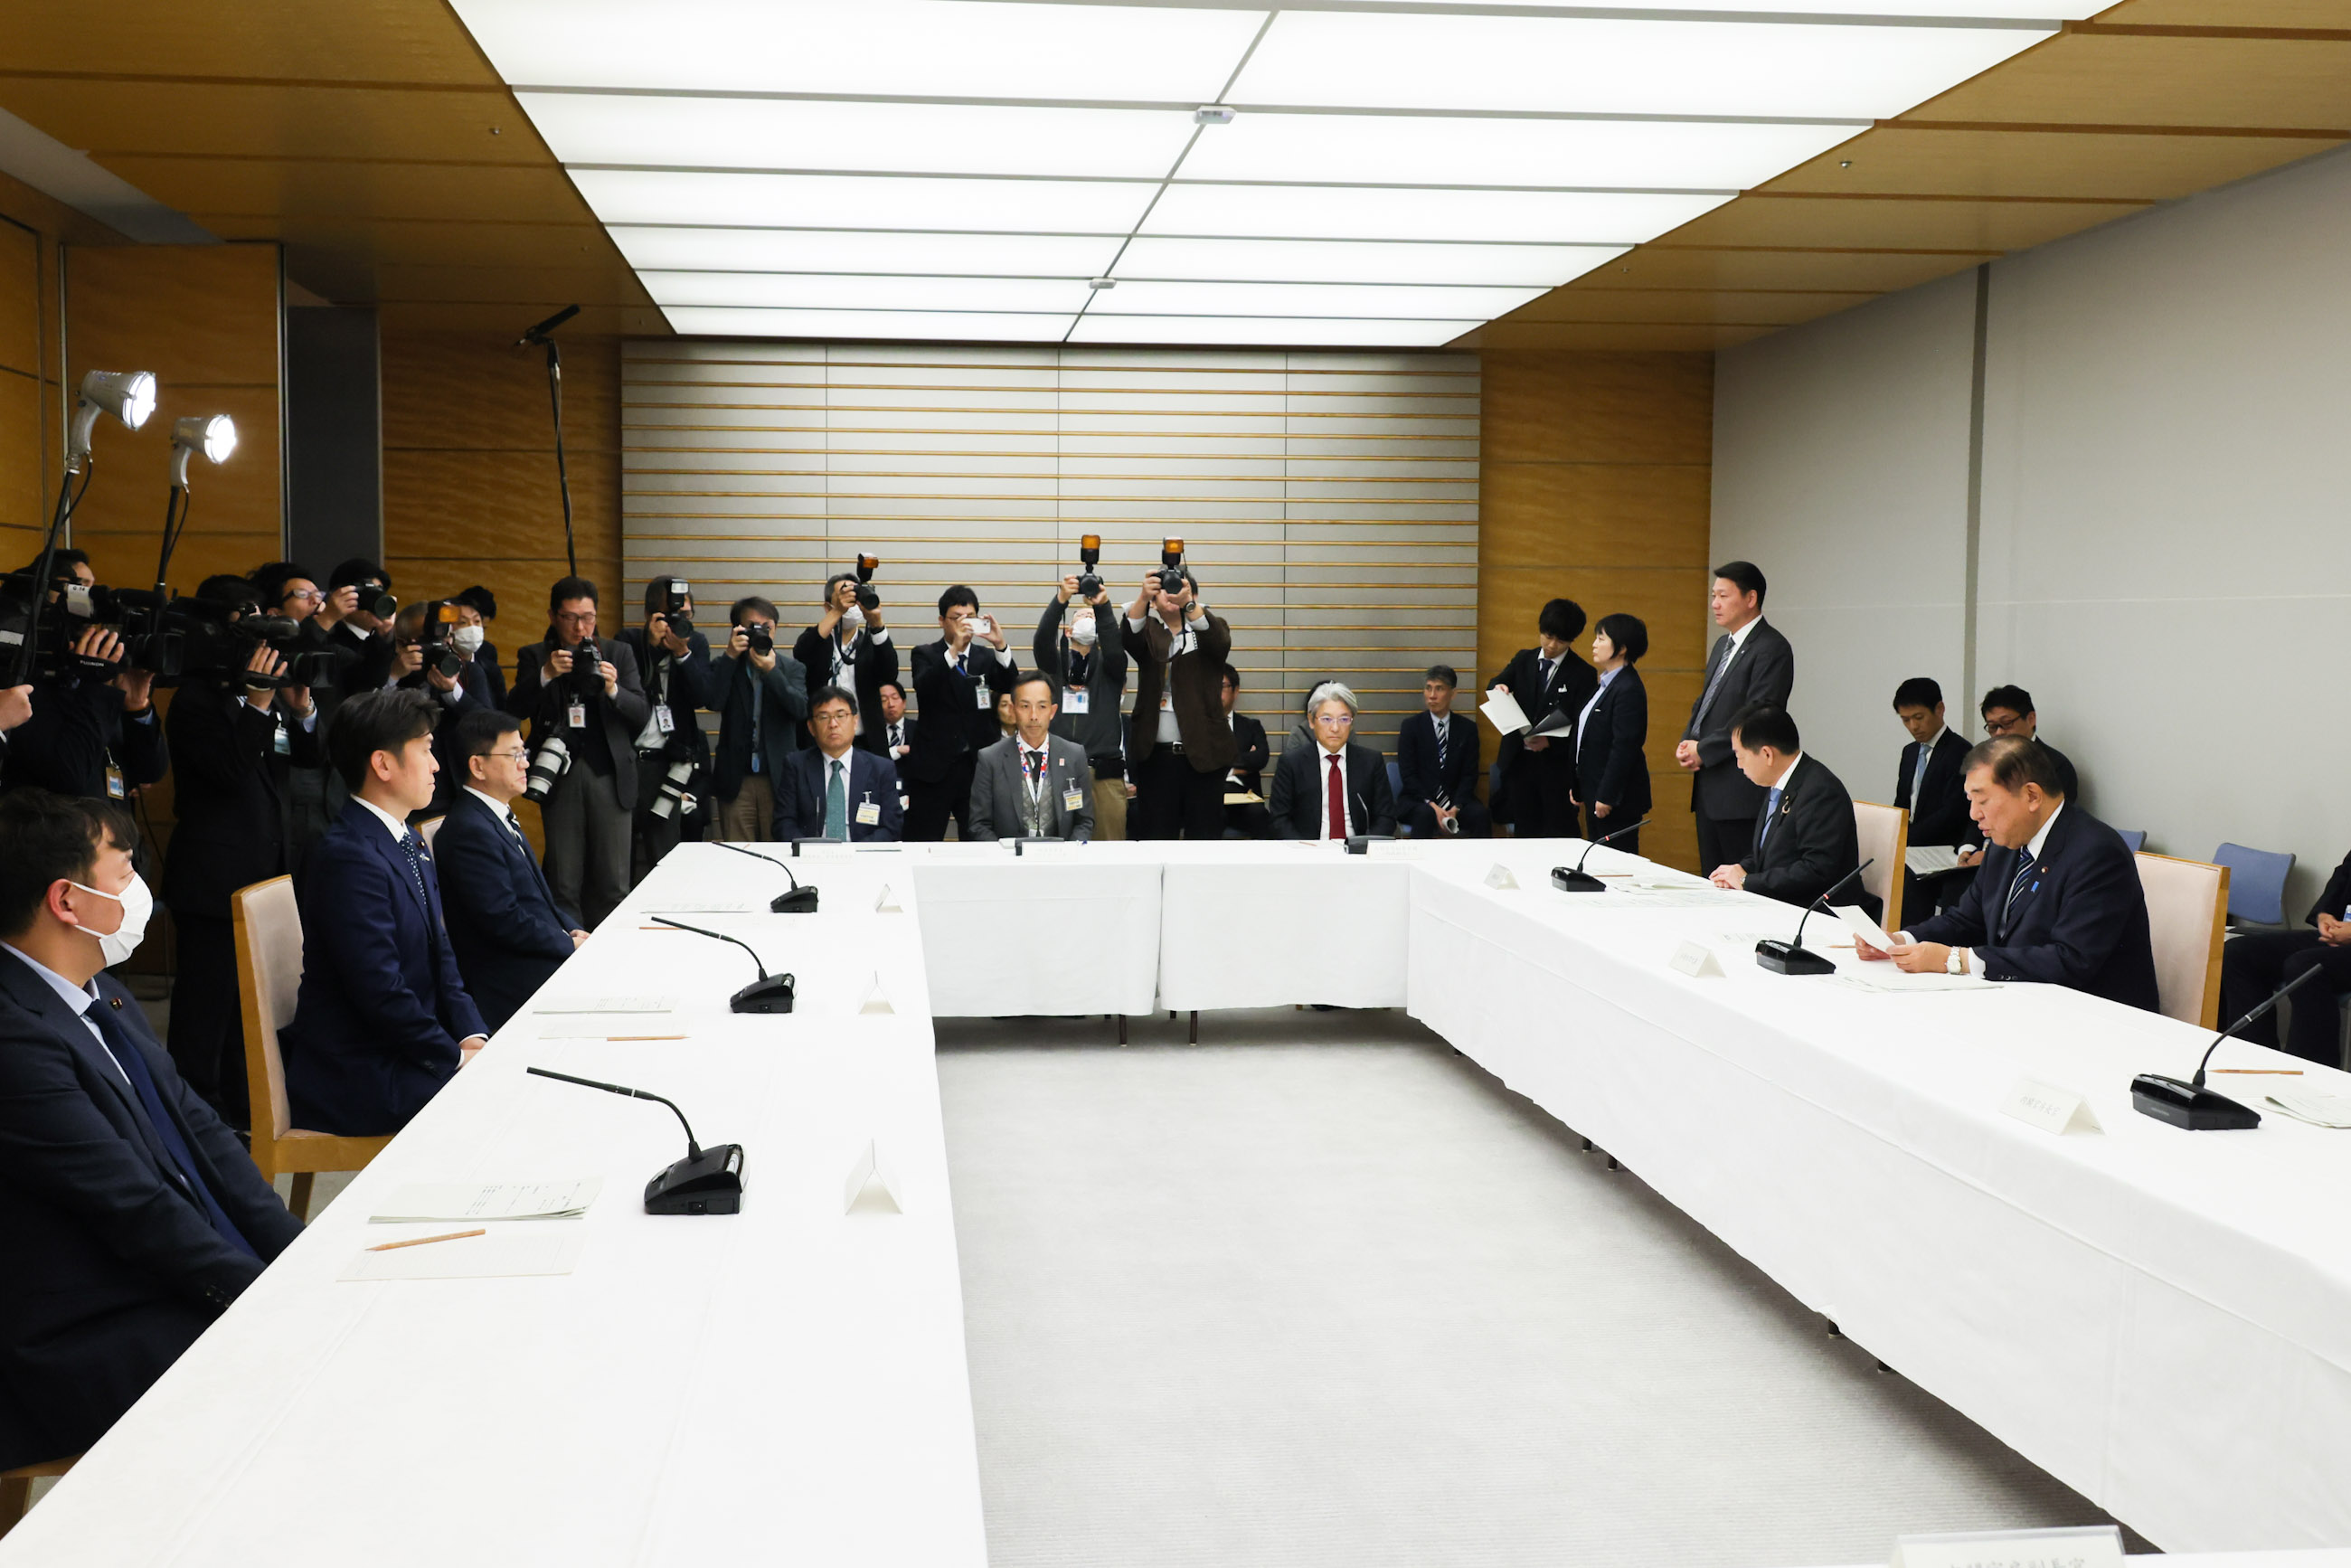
[1571,614,1651,855]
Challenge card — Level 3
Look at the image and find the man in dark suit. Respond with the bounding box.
[2219,846,2351,1065]
[1977,684,2080,802]
[434,710,587,1034]
[160,578,322,1125]
[906,586,1020,841]
[1484,597,1594,838]
[1,550,167,805]
[280,689,489,1137]
[505,576,651,928]
[1892,675,1973,916]
[1034,573,1129,842]
[1709,703,1866,917]
[773,685,904,842]
[1862,735,2158,1010]
[1397,665,1487,839]
[1268,682,1397,838]
[793,570,899,755]
[0,789,302,1470]
[709,596,812,843]
[1123,565,1235,840]
[1220,663,1269,839]
[968,673,1095,842]
[617,575,716,878]
[1676,562,1795,874]
[1572,612,1652,854]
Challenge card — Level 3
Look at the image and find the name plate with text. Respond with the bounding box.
[2000,1078,2102,1136]
[1892,1525,2121,1568]
[1669,940,1725,978]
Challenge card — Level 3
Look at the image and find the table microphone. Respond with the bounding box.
[1755,858,1874,976]
[2130,963,2327,1130]
[526,1066,742,1214]
[648,915,797,1013]
[1551,817,1653,892]
[713,839,819,912]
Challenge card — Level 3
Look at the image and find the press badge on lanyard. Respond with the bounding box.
[1062,786,1085,813]
[568,701,588,729]
[855,793,882,827]
[104,762,125,800]
[272,717,291,756]
[1064,686,1089,715]
[653,703,675,734]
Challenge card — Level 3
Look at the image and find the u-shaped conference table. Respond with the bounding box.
[6,836,2349,1565]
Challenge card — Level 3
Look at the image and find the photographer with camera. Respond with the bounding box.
[1123,547,1232,840]
[794,558,897,754]
[505,576,648,929]
[389,599,490,819]
[617,575,713,876]
[1034,543,1129,841]
[159,573,320,1125]
[314,557,398,696]
[710,595,809,842]
[906,586,1020,841]
[2,548,167,805]
[449,585,505,708]
[250,561,338,868]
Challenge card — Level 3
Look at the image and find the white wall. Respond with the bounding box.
[1714,143,2351,913]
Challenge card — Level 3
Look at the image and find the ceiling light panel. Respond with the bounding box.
[1229,13,2055,119]
[1069,315,1475,348]
[663,307,1076,343]
[645,271,1095,312]
[571,169,1157,234]
[519,95,1199,182]
[1093,279,1547,319]
[1115,236,1626,288]
[1145,184,1730,245]
[609,228,1123,278]
[453,0,1266,102]
[1181,113,1857,193]
[1362,0,2101,14]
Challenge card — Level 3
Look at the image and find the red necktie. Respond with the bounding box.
[1326,752,1346,839]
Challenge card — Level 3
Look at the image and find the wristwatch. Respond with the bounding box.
[1946,948,1968,976]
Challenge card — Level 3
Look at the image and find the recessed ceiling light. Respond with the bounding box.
[607,227,1125,277]
[571,169,1159,234]
[1145,184,1730,245]
[662,305,1078,343]
[644,270,1095,313]
[1091,279,1549,319]
[1117,236,1629,288]
[1069,314,1476,348]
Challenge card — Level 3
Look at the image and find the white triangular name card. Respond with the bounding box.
[859,973,894,1015]
[2000,1077,2103,1135]
[1892,1525,2120,1568]
[874,883,902,914]
[1669,940,1725,978]
[844,1140,902,1215]
[1483,864,1519,890]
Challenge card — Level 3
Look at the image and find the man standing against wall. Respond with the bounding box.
[1676,562,1793,874]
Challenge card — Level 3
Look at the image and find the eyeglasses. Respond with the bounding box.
[486,748,531,763]
[282,588,324,605]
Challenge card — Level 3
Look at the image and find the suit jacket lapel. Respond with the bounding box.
[0,957,174,1173]
[366,817,431,921]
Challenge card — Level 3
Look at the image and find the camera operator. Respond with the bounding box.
[1034,570,1128,842]
[1123,563,1232,839]
[505,576,648,928]
[389,600,489,820]
[316,557,398,695]
[159,573,319,1126]
[906,586,1020,841]
[794,566,897,753]
[710,595,809,842]
[2,549,166,804]
[250,561,336,869]
[617,574,713,877]
[449,585,505,707]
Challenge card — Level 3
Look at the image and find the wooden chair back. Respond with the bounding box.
[2134,852,2229,1029]
[1852,801,1909,933]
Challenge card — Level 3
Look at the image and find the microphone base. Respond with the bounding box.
[2131,1073,2261,1130]
[1345,834,1395,855]
[788,836,845,857]
[1550,867,1608,893]
[645,1143,744,1214]
[770,886,819,913]
[730,974,798,1014]
[1755,940,1836,976]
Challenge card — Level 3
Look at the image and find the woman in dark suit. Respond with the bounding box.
[1572,612,1652,855]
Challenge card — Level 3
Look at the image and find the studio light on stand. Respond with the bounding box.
[156,414,238,594]
[10,369,156,685]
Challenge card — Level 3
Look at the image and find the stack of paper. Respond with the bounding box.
[1905,845,1963,876]
[533,995,673,1015]
[2264,1086,2351,1129]
[1478,689,1532,735]
[370,1177,603,1222]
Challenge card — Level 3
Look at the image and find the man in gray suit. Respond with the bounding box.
[968,672,1096,843]
[1675,561,1796,874]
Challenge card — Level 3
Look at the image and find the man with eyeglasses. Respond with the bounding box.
[505,577,649,929]
[251,562,341,870]
[1957,685,2080,870]
[432,708,588,1033]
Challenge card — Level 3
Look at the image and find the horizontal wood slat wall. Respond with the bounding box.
[1478,351,1714,873]
[0,171,123,570]
[621,342,1478,760]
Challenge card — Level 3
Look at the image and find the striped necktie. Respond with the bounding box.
[1999,848,2037,940]
[1433,716,1448,779]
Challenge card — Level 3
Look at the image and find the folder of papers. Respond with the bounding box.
[370,1177,603,1223]
[1479,689,1532,735]
[1905,845,1963,876]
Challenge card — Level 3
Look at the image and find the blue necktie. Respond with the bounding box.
[1759,785,1783,848]
[398,828,431,911]
[90,999,256,1259]
[1912,744,1932,805]
[1999,848,2037,940]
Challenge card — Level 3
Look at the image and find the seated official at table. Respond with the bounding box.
[773,685,902,842]
[1858,734,2158,1010]
[1893,677,1970,846]
[1396,665,1487,839]
[1709,703,1867,916]
[1269,682,1397,839]
[279,689,488,1137]
[0,789,303,1471]
[1572,613,1650,854]
[969,671,1095,842]
[434,709,588,1034]
[2219,845,2351,1065]
[1220,663,1270,840]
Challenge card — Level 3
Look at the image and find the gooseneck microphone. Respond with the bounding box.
[713,838,820,912]
[649,915,798,1013]
[1552,817,1655,892]
[526,1066,743,1214]
[2131,963,2327,1130]
[1755,858,1874,976]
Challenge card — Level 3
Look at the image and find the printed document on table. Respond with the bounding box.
[339,1230,585,1282]
[1832,904,1899,952]
[370,1177,603,1223]
[1906,845,1962,876]
[1480,689,1532,735]
[533,995,673,1014]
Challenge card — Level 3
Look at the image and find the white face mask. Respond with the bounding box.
[1069,615,1097,647]
[451,625,485,655]
[69,874,153,968]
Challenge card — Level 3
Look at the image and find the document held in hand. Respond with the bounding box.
[1480,688,1532,735]
[1905,845,1962,877]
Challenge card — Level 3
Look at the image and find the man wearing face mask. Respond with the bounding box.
[1034,572,1128,843]
[794,571,898,754]
[0,789,303,1473]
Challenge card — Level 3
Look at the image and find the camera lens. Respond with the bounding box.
[745,624,773,656]
[854,584,880,611]
[1077,571,1103,598]
[524,733,572,802]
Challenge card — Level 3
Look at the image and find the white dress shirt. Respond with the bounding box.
[1574,666,1620,762]
[462,786,529,845]
[353,794,411,844]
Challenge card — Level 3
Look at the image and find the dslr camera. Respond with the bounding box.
[854,554,880,612]
[414,600,467,681]
[1156,538,1188,597]
[742,621,774,656]
[656,578,694,639]
[1075,534,1103,600]
[346,575,396,621]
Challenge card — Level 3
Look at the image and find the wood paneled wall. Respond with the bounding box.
[0,172,124,570]
[1477,351,1714,873]
[380,331,621,635]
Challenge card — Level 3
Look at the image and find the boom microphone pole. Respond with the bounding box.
[516,305,581,577]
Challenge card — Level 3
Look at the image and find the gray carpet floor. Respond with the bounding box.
[938,1008,2139,1568]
